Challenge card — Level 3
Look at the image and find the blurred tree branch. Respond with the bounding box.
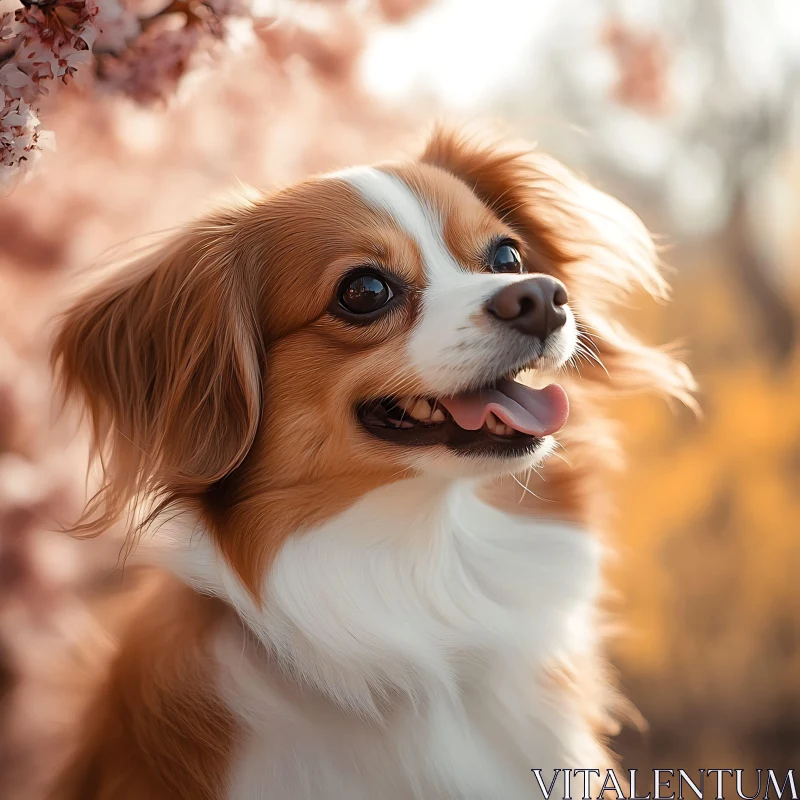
[508,0,800,364]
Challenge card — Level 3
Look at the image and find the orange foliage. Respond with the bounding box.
[609,256,800,768]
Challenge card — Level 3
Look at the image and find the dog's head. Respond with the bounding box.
[53,129,693,590]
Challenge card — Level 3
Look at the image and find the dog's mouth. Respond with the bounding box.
[357,376,569,457]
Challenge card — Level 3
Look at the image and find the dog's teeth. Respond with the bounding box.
[485,412,498,432]
[395,397,414,413]
[431,407,446,423]
[410,399,431,420]
[395,397,432,421]
[495,423,510,436]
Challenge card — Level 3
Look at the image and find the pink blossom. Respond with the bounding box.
[94,0,140,55]
[99,24,212,104]
[11,0,98,84]
[207,0,254,17]
[1,0,300,187]
[0,97,51,189]
[0,0,100,188]
[0,10,21,42]
[0,63,36,103]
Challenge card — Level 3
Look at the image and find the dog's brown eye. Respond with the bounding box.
[491,244,523,274]
[339,273,393,315]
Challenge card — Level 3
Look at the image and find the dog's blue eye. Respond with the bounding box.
[491,244,523,274]
[339,273,393,315]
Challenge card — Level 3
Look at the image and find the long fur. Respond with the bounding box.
[47,128,694,799]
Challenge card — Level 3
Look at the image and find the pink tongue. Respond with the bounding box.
[439,379,569,437]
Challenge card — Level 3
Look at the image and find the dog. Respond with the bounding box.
[47,128,694,799]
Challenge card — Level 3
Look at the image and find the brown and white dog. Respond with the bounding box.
[48,129,693,800]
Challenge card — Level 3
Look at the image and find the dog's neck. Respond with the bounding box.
[146,474,601,717]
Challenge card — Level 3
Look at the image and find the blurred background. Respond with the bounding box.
[1,0,799,795]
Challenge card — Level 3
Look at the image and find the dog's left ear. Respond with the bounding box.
[52,204,264,532]
[421,127,695,407]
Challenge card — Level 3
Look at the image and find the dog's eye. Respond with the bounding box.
[339,272,393,315]
[491,244,523,274]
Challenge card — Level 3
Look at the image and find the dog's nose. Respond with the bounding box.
[484,276,568,340]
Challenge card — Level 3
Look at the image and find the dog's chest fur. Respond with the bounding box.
[154,477,605,799]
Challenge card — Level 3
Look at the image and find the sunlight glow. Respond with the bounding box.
[360,0,559,108]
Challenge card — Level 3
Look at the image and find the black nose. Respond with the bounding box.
[484,276,568,340]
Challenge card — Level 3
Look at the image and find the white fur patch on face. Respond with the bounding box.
[335,166,577,397]
[333,166,454,274]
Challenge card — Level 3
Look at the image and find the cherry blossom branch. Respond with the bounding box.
[0,0,430,192]
[0,0,243,190]
[1,0,97,188]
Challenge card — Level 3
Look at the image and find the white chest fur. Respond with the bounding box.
[150,478,605,799]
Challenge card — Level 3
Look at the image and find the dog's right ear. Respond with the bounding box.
[52,207,264,533]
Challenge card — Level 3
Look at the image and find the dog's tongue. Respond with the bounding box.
[439,379,569,437]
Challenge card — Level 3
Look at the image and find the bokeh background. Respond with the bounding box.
[1,0,799,795]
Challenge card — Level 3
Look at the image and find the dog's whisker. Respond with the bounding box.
[574,342,610,377]
[511,471,551,504]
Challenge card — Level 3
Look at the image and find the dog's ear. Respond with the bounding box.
[421,127,695,407]
[53,206,263,533]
